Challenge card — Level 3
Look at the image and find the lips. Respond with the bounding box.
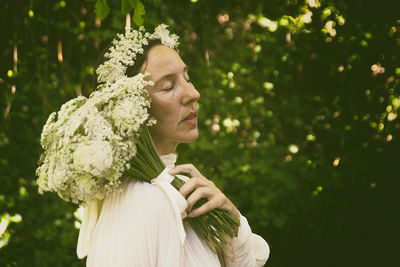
[182,111,197,122]
[184,112,197,120]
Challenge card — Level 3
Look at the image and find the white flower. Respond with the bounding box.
[96,24,179,86]
[73,140,113,177]
[36,74,153,203]
[154,25,177,47]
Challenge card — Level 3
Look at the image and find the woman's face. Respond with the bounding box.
[141,45,200,155]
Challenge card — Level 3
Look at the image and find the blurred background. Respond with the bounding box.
[1,0,399,266]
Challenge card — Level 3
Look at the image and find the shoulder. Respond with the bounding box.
[121,180,174,213]
[124,180,168,201]
[103,179,185,226]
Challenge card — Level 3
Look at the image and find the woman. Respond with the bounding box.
[78,26,270,266]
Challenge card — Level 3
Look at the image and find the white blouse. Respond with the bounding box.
[77,154,270,266]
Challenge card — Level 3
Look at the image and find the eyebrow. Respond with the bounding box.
[154,65,188,84]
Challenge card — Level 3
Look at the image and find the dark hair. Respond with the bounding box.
[93,39,163,89]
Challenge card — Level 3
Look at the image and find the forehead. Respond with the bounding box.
[143,45,186,80]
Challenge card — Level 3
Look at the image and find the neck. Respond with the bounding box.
[154,140,178,156]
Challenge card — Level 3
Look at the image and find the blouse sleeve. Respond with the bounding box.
[223,213,270,267]
[86,181,185,267]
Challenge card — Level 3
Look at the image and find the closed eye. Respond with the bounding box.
[163,82,175,91]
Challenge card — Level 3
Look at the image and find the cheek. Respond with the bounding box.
[150,96,179,126]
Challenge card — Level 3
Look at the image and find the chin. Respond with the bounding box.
[180,129,199,143]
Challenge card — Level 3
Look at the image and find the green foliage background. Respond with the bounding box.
[1,0,399,266]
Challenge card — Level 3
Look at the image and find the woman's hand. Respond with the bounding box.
[168,164,240,221]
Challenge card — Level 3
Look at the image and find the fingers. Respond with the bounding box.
[168,164,203,178]
[167,163,237,218]
[186,186,213,212]
[179,177,213,198]
[188,201,214,217]
[181,178,226,217]
[188,193,225,218]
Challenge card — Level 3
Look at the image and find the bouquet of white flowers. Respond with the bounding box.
[36,73,154,203]
[36,24,239,253]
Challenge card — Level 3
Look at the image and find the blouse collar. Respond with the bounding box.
[160,153,177,169]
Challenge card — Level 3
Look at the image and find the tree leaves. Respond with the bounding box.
[96,0,146,25]
[121,0,136,15]
[95,0,110,21]
[133,0,145,26]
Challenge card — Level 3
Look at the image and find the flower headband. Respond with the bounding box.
[96,24,180,87]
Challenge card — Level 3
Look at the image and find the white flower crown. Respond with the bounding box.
[96,24,180,87]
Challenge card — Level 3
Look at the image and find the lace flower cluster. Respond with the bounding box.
[36,74,155,203]
[96,24,179,86]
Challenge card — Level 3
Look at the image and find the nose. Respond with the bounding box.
[182,80,200,104]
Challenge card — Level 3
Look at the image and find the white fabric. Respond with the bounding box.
[76,199,100,259]
[77,153,270,266]
[151,167,188,245]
